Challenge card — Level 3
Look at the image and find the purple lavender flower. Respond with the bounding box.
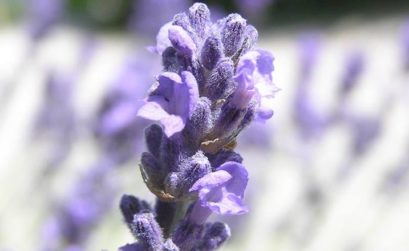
[188,161,249,223]
[138,71,199,137]
[118,3,277,250]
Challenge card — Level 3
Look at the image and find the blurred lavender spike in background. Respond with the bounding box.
[40,158,117,250]
[129,0,189,38]
[238,122,274,149]
[33,37,96,174]
[0,0,69,117]
[294,85,328,141]
[26,0,66,41]
[297,33,322,82]
[340,50,365,97]
[33,69,77,173]
[348,115,382,157]
[400,20,409,71]
[236,0,274,20]
[93,54,156,165]
[381,151,409,195]
[293,33,328,141]
[34,70,76,137]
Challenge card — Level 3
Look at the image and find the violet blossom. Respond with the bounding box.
[187,161,249,223]
[118,3,277,250]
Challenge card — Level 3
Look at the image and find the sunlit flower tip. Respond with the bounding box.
[137,71,199,137]
[221,14,247,57]
[168,25,197,57]
[188,2,211,37]
[189,161,249,215]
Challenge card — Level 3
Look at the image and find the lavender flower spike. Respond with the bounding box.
[118,3,277,250]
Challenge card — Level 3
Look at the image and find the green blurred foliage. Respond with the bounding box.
[1,0,408,29]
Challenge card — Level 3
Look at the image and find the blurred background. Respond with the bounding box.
[1,0,409,250]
